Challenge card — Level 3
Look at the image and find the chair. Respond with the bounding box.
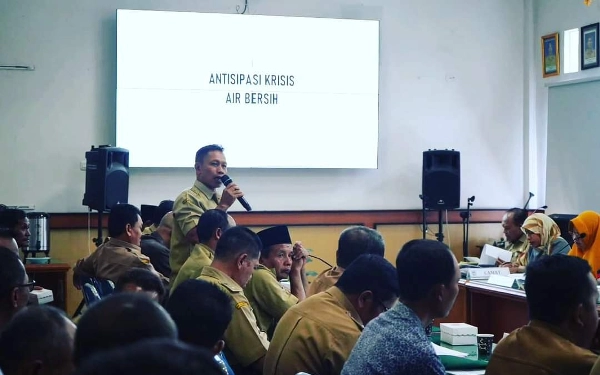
[81,283,101,305]
[215,352,235,375]
[72,276,115,318]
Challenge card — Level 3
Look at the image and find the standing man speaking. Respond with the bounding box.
[170,145,244,282]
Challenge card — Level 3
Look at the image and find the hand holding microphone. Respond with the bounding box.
[220,175,252,211]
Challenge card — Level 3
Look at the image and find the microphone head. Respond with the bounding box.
[541,205,548,209]
[220,175,233,186]
[529,192,535,198]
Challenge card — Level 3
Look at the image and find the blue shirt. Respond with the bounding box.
[341,302,445,375]
[528,237,570,264]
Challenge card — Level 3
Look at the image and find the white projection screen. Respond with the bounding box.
[116,10,380,168]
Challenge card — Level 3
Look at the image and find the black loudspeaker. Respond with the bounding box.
[82,146,129,212]
[548,213,577,247]
[422,150,460,210]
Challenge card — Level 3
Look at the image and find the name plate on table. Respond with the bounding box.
[487,275,517,288]
[466,267,510,280]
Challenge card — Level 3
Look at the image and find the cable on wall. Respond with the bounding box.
[237,0,248,14]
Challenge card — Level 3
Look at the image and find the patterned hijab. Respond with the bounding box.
[521,213,561,255]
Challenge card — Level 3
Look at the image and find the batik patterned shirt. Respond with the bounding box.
[341,301,445,375]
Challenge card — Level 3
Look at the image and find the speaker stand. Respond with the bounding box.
[91,210,105,248]
[419,194,427,240]
[435,210,445,243]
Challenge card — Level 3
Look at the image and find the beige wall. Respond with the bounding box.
[48,223,502,316]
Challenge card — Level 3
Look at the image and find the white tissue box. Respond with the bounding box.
[28,288,54,305]
[440,323,478,346]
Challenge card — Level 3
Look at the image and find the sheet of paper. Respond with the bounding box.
[480,244,512,264]
[447,371,486,375]
[431,343,469,358]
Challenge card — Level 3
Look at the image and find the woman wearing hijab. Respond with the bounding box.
[568,211,600,278]
[510,213,570,273]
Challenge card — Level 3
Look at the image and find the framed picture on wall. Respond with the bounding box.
[541,33,560,78]
[581,22,599,70]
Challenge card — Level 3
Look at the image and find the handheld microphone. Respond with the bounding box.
[220,175,252,212]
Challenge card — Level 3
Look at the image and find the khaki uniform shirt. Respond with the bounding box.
[307,266,343,297]
[198,266,269,374]
[75,238,153,283]
[264,286,364,375]
[170,242,214,292]
[506,233,530,265]
[142,224,157,235]
[244,264,298,336]
[486,320,597,375]
[170,180,219,281]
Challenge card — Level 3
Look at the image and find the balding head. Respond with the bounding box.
[336,226,385,269]
[155,212,174,246]
[158,212,174,230]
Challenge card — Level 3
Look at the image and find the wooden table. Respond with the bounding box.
[436,279,529,343]
[25,263,70,311]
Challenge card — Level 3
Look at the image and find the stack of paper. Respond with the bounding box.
[431,343,468,358]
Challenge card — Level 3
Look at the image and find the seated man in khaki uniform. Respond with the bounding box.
[244,226,308,338]
[170,145,244,282]
[198,226,269,375]
[74,204,166,285]
[486,255,598,375]
[264,254,399,375]
[171,209,233,291]
[307,226,385,296]
[500,208,530,272]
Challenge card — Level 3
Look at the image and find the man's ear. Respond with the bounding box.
[357,290,374,309]
[212,339,226,355]
[237,253,248,269]
[572,303,586,328]
[10,287,19,308]
[430,284,444,303]
[214,228,223,241]
[125,223,133,237]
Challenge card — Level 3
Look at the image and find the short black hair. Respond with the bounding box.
[0,247,26,301]
[506,208,528,227]
[214,226,262,262]
[195,144,224,164]
[525,255,595,325]
[152,200,174,226]
[337,226,385,268]
[166,279,233,349]
[0,208,26,236]
[74,339,224,375]
[0,305,73,374]
[336,254,399,301]
[197,209,230,242]
[115,268,166,301]
[108,204,141,238]
[74,293,177,365]
[396,239,457,302]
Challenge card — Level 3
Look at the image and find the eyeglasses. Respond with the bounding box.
[569,232,587,241]
[14,280,35,292]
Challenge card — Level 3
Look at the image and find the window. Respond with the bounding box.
[563,28,580,74]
